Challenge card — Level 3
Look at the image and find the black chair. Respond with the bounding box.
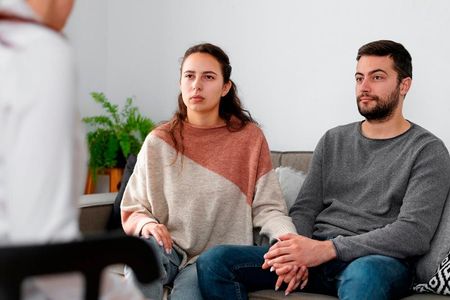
[0,234,159,300]
[107,154,137,232]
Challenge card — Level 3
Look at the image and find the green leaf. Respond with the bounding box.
[83,92,155,170]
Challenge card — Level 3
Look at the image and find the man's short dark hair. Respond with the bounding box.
[357,40,412,82]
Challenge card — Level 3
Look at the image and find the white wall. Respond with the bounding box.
[66,0,450,151]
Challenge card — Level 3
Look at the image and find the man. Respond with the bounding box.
[196,40,450,299]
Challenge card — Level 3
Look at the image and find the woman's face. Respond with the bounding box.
[180,52,231,122]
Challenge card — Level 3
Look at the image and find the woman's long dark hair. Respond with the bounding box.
[168,43,256,156]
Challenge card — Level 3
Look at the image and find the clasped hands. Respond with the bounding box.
[262,233,337,296]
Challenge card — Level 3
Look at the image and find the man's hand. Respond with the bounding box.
[141,222,173,254]
[262,233,337,269]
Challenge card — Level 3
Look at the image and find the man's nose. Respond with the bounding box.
[359,78,371,93]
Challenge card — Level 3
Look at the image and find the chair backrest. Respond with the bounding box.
[107,154,137,232]
[0,234,159,300]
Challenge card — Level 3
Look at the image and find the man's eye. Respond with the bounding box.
[373,75,383,80]
[355,77,363,83]
[205,75,215,80]
[185,74,194,79]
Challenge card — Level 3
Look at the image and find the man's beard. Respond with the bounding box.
[357,85,400,121]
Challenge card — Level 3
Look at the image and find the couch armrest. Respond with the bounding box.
[79,193,117,235]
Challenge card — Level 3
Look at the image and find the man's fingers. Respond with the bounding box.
[278,233,296,241]
[264,247,282,260]
[268,254,296,266]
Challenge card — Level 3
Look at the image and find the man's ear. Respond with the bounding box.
[222,81,232,97]
[400,77,412,96]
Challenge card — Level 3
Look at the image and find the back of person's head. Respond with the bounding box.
[0,0,74,31]
[357,40,412,83]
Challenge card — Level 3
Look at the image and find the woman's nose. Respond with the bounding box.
[192,78,202,91]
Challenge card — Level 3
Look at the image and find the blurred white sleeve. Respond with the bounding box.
[4,32,83,244]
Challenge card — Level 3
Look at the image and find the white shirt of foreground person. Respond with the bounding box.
[0,1,147,299]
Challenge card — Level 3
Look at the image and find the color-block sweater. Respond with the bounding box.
[121,121,296,265]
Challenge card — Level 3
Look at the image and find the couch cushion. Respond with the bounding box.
[275,166,307,210]
[249,290,336,299]
[414,249,450,295]
[415,191,450,283]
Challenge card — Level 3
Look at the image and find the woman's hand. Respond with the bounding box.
[141,222,173,254]
[278,265,308,295]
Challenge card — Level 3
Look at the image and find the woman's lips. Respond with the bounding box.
[190,95,205,103]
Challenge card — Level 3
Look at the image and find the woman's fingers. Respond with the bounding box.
[275,275,285,291]
[153,226,172,254]
[142,223,173,254]
[274,264,293,276]
[299,266,309,290]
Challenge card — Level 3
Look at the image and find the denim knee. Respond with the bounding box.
[197,245,233,276]
[337,255,412,300]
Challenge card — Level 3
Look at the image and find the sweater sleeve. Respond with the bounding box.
[251,135,297,241]
[289,136,325,238]
[332,141,450,261]
[121,136,159,237]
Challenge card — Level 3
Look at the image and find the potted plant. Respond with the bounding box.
[82,92,155,193]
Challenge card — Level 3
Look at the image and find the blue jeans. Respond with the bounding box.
[124,237,202,300]
[196,245,413,300]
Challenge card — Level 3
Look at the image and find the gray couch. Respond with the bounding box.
[79,151,449,299]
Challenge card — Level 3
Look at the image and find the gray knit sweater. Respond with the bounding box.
[290,122,450,262]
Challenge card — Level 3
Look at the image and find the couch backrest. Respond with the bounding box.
[270,151,313,173]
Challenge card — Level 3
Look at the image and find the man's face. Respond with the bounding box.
[355,55,402,121]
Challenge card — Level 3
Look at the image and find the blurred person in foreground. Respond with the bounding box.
[0,0,147,298]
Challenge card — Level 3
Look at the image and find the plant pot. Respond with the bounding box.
[84,167,124,194]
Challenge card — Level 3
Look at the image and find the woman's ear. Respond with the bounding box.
[222,81,232,97]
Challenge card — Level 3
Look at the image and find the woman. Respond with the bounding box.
[0,0,145,298]
[121,43,297,299]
